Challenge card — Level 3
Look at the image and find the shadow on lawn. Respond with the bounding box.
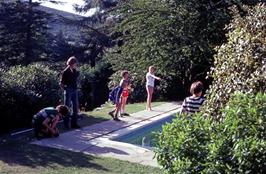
[0,140,109,172]
[0,113,113,171]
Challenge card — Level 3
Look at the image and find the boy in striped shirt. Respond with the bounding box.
[181,81,204,114]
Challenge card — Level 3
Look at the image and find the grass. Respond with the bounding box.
[0,140,163,174]
[82,101,166,120]
[54,101,166,134]
[0,102,166,174]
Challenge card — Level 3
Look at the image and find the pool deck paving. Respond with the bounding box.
[32,102,181,167]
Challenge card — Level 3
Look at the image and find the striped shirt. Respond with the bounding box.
[181,96,204,114]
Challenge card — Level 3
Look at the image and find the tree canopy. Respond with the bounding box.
[0,0,51,66]
[103,0,261,100]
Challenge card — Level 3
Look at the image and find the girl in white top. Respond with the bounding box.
[146,66,161,111]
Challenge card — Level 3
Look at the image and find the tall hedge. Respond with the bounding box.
[203,4,266,119]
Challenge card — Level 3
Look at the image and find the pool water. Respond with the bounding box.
[113,115,175,148]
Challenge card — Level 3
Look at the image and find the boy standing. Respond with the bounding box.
[108,70,129,121]
[32,105,69,139]
[60,56,80,129]
[181,81,204,114]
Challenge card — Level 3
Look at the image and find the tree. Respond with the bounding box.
[103,0,261,101]
[0,0,51,65]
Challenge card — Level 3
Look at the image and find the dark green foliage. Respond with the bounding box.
[203,4,266,118]
[155,112,213,174]
[155,93,266,174]
[79,61,113,111]
[0,64,60,133]
[105,0,260,101]
[0,61,112,132]
[205,92,266,173]
[0,0,50,65]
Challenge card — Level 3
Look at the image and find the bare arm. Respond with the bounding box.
[42,118,56,134]
[180,100,187,114]
[150,74,161,80]
[50,116,59,129]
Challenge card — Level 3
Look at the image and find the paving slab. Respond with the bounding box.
[32,102,181,167]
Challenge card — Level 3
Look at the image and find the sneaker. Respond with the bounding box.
[108,111,114,118]
[71,124,81,129]
[113,117,121,121]
[122,113,130,116]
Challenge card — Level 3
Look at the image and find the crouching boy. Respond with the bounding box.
[32,105,69,139]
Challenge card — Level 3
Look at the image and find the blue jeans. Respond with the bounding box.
[63,88,78,127]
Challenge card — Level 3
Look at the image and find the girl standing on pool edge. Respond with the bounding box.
[146,66,161,111]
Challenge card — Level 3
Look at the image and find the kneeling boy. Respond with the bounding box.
[32,105,69,139]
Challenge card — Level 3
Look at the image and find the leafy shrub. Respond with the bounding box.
[155,112,213,174]
[203,4,266,119]
[0,63,60,133]
[155,92,266,174]
[205,92,266,174]
[79,61,113,110]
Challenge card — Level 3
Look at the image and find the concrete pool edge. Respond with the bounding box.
[31,102,182,167]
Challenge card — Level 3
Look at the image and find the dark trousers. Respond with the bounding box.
[63,88,78,127]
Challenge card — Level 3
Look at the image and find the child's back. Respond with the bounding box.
[181,96,204,114]
[181,81,204,114]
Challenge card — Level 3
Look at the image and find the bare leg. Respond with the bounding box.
[146,86,154,111]
[114,102,121,121]
[121,97,128,114]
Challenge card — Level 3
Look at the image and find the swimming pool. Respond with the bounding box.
[112,115,175,148]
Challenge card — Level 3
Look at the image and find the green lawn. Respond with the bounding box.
[0,140,162,174]
[0,102,165,174]
[55,101,165,133]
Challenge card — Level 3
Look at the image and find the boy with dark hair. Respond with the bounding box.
[181,81,204,114]
[60,56,80,129]
[32,105,69,139]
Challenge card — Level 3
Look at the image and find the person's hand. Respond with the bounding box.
[51,128,59,137]
[60,83,64,90]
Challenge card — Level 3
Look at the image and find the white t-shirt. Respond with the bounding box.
[146,72,156,87]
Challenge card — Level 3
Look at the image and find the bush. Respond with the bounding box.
[205,92,266,173]
[0,63,60,133]
[155,92,266,173]
[79,61,113,111]
[203,4,266,119]
[155,112,213,174]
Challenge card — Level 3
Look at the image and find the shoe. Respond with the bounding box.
[113,117,121,121]
[122,113,130,116]
[71,124,81,129]
[108,111,114,118]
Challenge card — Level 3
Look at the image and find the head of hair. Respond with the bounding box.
[190,81,203,95]
[56,105,69,117]
[148,66,155,72]
[67,56,77,66]
[121,70,128,77]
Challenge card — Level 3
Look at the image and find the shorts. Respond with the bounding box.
[122,89,129,97]
[32,117,46,137]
